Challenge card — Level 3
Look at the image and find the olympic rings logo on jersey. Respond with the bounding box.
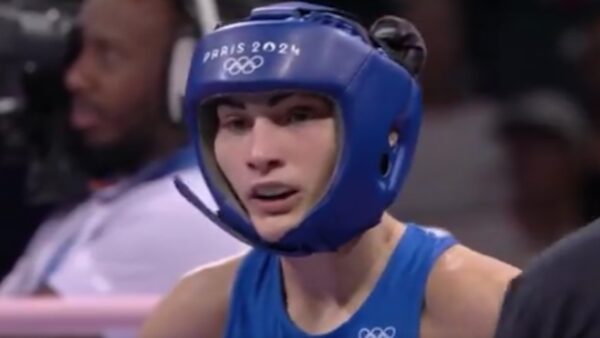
[223,55,265,76]
[358,326,396,338]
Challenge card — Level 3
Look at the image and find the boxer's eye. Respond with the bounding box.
[286,107,313,124]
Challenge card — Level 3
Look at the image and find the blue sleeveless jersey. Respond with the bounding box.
[224,224,457,338]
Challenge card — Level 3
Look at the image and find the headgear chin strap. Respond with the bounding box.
[176,2,426,256]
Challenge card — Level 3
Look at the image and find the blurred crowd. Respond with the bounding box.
[0,0,599,309]
[387,0,600,267]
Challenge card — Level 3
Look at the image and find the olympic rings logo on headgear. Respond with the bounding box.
[222,55,265,76]
[358,327,396,338]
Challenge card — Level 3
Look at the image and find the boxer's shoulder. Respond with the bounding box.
[421,244,520,338]
[140,252,247,338]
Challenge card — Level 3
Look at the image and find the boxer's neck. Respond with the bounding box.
[279,213,404,333]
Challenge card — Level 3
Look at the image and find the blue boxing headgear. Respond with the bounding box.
[176,2,427,255]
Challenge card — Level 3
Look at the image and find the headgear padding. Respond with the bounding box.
[176,2,426,255]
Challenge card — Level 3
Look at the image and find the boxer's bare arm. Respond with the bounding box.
[140,254,245,338]
[421,244,521,338]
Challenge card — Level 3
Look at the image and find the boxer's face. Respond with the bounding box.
[213,92,337,242]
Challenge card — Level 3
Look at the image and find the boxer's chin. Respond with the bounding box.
[251,211,303,243]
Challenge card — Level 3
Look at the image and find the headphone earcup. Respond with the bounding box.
[167,35,196,123]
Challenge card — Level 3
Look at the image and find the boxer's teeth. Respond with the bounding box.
[252,184,298,200]
[255,187,291,197]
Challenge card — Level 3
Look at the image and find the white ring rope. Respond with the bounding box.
[0,296,160,335]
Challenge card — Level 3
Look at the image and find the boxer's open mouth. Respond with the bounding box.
[252,185,298,201]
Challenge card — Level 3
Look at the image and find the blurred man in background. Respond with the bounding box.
[497,89,592,253]
[388,0,516,265]
[0,0,246,307]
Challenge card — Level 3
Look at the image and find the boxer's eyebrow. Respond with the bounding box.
[212,93,294,109]
[213,97,245,109]
[267,93,293,106]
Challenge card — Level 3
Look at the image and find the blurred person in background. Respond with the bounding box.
[0,0,246,310]
[495,89,594,265]
[476,6,600,336]
[388,0,516,264]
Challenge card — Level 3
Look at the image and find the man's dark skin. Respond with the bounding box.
[64,0,189,180]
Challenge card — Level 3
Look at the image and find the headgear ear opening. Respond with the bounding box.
[167,0,221,124]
